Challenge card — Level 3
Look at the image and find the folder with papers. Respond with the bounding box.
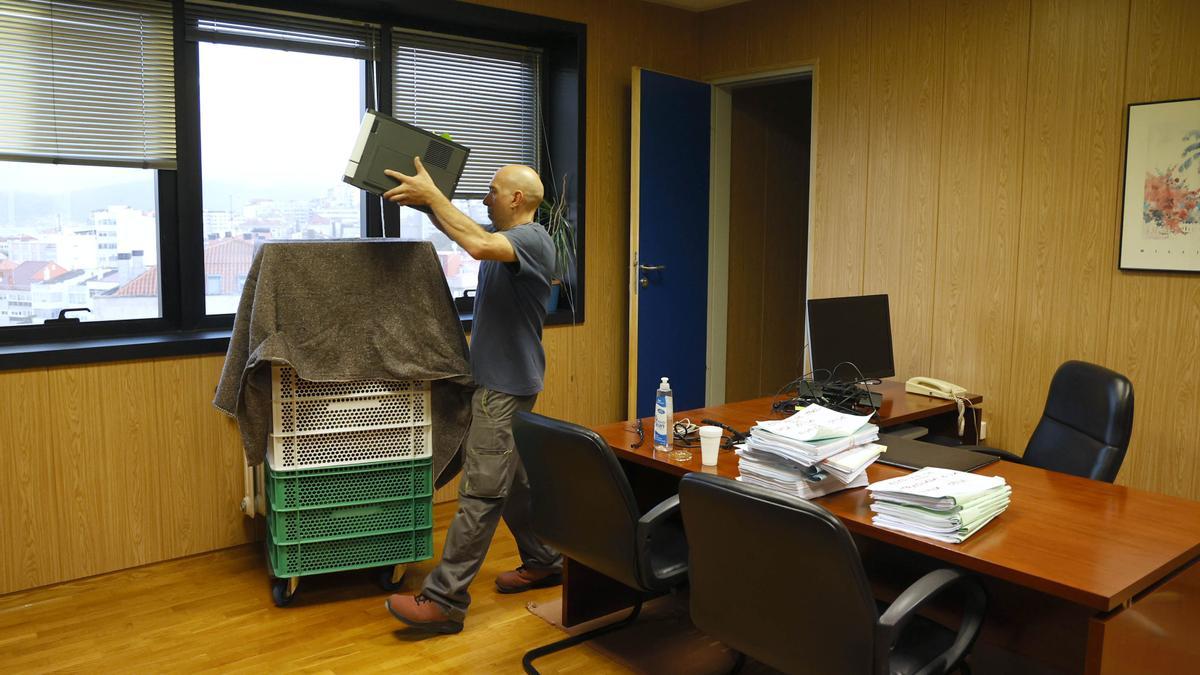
[753,404,875,442]
[736,461,869,500]
[737,405,885,500]
[866,467,1010,543]
[748,425,880,465]
[822,442,887,483]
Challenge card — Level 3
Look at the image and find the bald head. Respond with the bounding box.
[486,165,544,229]
[497,164,544,208]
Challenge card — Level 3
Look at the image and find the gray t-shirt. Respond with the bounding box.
[470,222,555,395]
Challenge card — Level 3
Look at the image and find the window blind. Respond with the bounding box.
[185,2,378,60]
[393,30,541,198]
[0,0,175,169]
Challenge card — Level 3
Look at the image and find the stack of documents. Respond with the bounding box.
[737,404,886,499]
[867,467,1011,544]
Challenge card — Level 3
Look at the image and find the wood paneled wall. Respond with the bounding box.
[700,0,1200,501]
[0,0,701,596]
[1109,0,1200,502]
[0,355,251,594]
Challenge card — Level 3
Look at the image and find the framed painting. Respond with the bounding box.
[1120,97,1200,272]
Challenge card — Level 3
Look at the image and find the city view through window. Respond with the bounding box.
[0,162,159,326]
[0,43,486,329]
[200,43,483,314]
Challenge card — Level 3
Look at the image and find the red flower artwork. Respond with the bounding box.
[1144,166,1200,235]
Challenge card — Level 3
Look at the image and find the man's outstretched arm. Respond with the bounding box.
[384,159,515,262]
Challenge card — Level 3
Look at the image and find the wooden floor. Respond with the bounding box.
[0,502,644,673]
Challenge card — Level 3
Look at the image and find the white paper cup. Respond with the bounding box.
[698,425,722,466]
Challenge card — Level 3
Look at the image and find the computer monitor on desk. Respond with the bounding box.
[804,294,895,407]
[807,294,895,380]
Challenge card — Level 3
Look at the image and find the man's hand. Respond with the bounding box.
[383,157,448,209]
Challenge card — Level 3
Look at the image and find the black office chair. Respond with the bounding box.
[679,473,986,675]
[512,411,689,675]
[970,360,1134,482]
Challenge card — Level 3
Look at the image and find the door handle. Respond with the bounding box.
[636,262,663,289]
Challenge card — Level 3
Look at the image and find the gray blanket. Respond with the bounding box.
[213,240,473,488]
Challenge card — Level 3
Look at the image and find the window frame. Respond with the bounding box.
[189,34,376,318]
[383,28,544,304]
[0,0,586,369]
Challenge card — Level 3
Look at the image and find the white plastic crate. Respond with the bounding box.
[269,364,433,470]
[272,364,427,402]
[270,425,433,470]
[272,386,429,436]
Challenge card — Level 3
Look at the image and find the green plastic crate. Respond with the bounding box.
[268,497,434,545]
[268,524,434,578]
[266,457,433,510]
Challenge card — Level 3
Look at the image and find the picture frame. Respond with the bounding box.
[1119,97,1200,272]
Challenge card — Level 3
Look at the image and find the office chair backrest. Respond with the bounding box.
[680,473,877,675]
[1024,360,1135,483]
[513,411,646,591]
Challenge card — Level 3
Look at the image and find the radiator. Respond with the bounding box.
[241,460,266,517]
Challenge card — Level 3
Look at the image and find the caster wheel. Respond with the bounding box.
[272,577,298,607]
[377,564,408,592]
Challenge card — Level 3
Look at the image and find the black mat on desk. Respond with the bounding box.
[876,434,1000,472]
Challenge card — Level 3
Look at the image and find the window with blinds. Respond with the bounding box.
[393,30,541,198]
[186,2,377,314]
[0,0,175,169]
[184,2,378,59]
[0,0,581,347]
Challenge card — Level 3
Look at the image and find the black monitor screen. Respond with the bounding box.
[806,294,895,381]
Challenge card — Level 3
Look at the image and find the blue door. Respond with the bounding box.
[629,68,711,419]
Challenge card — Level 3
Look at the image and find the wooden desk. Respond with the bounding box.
[566,395,1200,674]
[607,381,981,485]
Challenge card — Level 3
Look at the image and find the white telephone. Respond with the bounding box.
[905,376,967,400]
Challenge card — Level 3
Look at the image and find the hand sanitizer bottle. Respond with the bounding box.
[653,377,673,452]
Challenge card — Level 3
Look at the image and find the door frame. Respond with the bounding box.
[628,67,642,420]
[706,63,817,405]
[628,63,818,419]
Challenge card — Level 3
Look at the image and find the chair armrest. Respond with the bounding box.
[636,494,680,539]
[635,494,687,591]
[964,445,1022,463]
[875,568,986,675]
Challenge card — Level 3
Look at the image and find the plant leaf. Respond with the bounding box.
[537,173,576,282]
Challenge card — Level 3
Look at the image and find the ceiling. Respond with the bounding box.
[641,0,750,11]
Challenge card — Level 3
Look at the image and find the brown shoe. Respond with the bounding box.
[495,565,563,594]
[385,593,463,634]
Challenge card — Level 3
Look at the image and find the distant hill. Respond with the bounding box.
[69,182,158,220]
[0,182,155,229]
[1,178,346,231]
[201,180,346,210]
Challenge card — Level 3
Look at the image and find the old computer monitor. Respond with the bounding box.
[343,110,469,208]
[806,294,895,382]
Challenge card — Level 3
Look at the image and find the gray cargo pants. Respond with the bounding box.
[421,387,562,621]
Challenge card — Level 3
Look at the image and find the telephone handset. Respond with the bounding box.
[906,376,972,437]
[905,376,967,400]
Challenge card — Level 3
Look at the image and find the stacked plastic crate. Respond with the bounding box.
[265,364,435,606]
